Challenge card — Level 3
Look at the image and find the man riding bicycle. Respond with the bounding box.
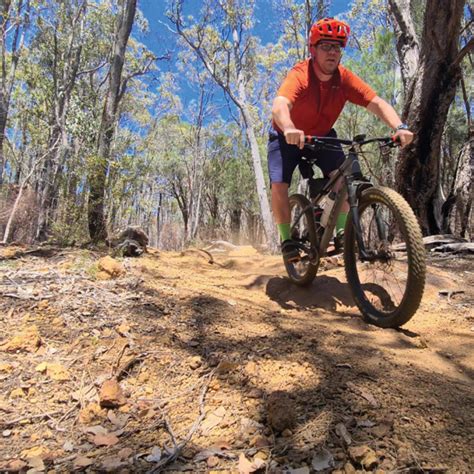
[268,17,414,261]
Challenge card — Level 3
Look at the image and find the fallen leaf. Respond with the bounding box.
[62,440,74,452]
[311,449,334,471]
[238,453,258,474]
[201,407,226,435]
[73,456,94,469]
[3,460,27,472]
[107,410,129,428]
[118,447,133,460]
[371,422,392,437]
[101,457,128,472]
[27,456,44,471]
[357,419,376,428]
[286,468,310,474]
[145,446,162,463]
[71,384,97,402]
[91,432,119,446]
[216,360,238,374]
[336,422,352,445]
[346,382,380,408]
[194,448,237,463]
[84,425,108,436]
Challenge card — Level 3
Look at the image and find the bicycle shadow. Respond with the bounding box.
[265,275,355,311]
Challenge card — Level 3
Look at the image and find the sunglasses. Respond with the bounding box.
[317,43,343,53]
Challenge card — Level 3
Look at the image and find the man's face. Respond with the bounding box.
[310,40,343,75]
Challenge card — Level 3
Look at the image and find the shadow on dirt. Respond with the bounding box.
[265,275,354,311]
[131,285,473,472]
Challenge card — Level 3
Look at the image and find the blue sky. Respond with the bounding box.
[139,0,351,53]
[137,0,352,112]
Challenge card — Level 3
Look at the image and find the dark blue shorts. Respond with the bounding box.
[267,128,345,185]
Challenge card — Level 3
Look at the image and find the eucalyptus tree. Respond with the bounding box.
[388,0,471,234]
[167,0,276,245]
[31,0,89,241]
[0,0,30,185]
[88,0,138,242]
[272,0,329,63]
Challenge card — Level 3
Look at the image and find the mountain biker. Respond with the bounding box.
[268,17,414,261]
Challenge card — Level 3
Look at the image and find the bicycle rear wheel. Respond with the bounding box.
[284,194,319,286]
[344,187,426,328]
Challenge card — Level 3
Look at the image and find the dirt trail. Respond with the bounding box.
[0,246,472,473]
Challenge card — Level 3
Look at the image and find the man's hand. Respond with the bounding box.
[283,128,305,149]
[393,129,414,148]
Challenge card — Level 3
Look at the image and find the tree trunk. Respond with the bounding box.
[0,0,26,185]
[388,0,420,92]
[230,208,241,243]
[233,27,275,245]
[88,0,137,242]
[443,134,473,237]
[394,0,466,234]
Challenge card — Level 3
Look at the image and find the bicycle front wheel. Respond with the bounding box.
[285,193,319,286]
[344,187,426,328]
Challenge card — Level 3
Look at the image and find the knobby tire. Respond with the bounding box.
[285,194,319,286]
[344,186,426,328]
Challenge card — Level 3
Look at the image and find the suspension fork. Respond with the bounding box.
[346,176,369,261]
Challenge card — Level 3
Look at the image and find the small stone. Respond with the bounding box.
[20,445,50,460]
[247,388,263,399]
[189,356,202,370]
[207,456,219,468]
[250,435,269,449]
[0,362,13,373]
[0,325,42,352]
[99,379,127,408]
[343,462,356,474]
[10,388,25,398]
[78,402,106,424]
[2,430,12,437]
[267,391,296,432]
[254,451,268,461]
[97,256,125,278]
[348,445,378,470]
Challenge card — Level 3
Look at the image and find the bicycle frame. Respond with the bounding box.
[295,137,390,260]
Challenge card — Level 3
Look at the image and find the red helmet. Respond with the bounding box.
[309,18,350,48]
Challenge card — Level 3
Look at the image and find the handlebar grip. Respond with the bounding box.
[390,135,402,147]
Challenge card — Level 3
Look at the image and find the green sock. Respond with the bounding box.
[336,212,348,235]
[277,223,291,241]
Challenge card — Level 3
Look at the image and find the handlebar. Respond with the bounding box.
[304,135,400,151]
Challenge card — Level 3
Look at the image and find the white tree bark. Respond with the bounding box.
[388,0,420,90]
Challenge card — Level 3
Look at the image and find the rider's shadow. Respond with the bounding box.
[265,275,355,311]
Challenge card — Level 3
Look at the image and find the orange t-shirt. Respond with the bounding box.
[274,60,377,136]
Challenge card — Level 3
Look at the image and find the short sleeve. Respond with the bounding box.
[342,68,377,107]
[277,62,306,104]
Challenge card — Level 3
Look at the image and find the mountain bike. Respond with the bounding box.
[285,134,426,328]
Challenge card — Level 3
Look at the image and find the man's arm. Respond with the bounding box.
[366,96,414,148]
[271,96,305,149]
